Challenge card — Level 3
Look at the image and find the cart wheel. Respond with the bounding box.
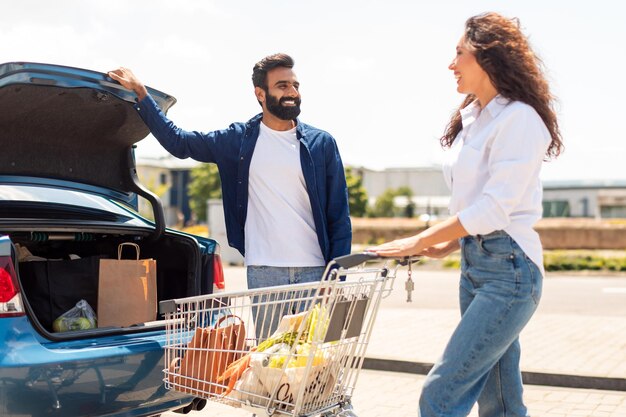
[336,402,358,417]
[318,410,357,417]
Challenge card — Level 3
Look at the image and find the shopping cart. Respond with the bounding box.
[159,252,406,417]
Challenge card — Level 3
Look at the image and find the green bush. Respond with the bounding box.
[542,251,624,272]
[442,258,461,269]
[440,250,626,273]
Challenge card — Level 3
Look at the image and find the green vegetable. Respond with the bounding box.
[71,317,94,330]
[52,317,68,333]
[306,304,329,343]
[256,331,299,352]
[52,316,95,332]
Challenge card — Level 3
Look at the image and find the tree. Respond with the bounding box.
[187,163,222,222]
[369,188,397,217]
[395,186,415,218]
[369,186,415,218]
[345,167,368,217]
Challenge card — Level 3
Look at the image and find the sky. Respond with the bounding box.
[1,0,624,182]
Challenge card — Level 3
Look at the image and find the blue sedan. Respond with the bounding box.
[0,62,223,416]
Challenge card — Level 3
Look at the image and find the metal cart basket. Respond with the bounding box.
[159,253,402,417]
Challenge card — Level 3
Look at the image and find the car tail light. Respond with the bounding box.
[0,256,24,317]
[213,250,225,292]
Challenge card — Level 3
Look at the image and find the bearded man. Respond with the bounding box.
[109,54,351,336]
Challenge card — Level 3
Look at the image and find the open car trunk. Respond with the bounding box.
[0,63,218,337]
[7,229,215,336]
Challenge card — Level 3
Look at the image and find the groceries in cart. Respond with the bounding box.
[222,305,339,410]
[167,313,246,396]
[160,253,400,417]
[167,302,339,407]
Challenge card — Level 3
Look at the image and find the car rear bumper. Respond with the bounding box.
[0,316,192,416]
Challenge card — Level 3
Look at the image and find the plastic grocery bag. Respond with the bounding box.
[247,345,339,411]
[223,307,338,410]
[52,299,97,332]
[224,367,270,407]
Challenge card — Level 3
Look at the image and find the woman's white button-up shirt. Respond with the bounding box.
[442,95,551,274]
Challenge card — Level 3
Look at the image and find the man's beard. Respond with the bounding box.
[265,92,301,120]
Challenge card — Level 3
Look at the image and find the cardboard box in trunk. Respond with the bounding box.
[98,243,157,327]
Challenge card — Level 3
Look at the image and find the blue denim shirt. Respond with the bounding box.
[134,95,352,263]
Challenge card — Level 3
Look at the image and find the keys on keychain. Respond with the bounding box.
[405,257,415,302]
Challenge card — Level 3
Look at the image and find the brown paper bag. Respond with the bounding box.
[169,315,246,397]
[97,243,157,327]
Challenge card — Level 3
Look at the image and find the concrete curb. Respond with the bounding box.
[362,357,626,392]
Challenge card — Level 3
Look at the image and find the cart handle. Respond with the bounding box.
[332,251,381,268]
[332,252,418,269]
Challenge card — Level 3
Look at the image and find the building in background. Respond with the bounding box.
[354,166,450,218]
[543,180,626,219]
[355,167,626,220]
[135,155,197,227]
[135,158,626,222]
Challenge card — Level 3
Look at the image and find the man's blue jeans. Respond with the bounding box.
[246,265,326,341]
[419,231,542,417]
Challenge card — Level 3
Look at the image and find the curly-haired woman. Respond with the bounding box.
[369,12,563,417]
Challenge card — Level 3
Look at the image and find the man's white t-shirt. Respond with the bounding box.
[244,122,325,267]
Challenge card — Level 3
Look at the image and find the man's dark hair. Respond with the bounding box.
[252,53,295,89]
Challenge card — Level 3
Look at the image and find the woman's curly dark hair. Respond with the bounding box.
[441,12,563,159]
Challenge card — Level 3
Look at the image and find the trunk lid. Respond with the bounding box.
[0,62,176,238]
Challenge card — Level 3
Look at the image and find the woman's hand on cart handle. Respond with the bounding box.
[366,235,425,258]
[367,216,468,258]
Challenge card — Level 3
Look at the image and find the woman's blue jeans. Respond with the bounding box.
[246,265,326,341]
[419,231,542,417]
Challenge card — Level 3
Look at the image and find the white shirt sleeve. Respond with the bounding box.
[458,105,551,235]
